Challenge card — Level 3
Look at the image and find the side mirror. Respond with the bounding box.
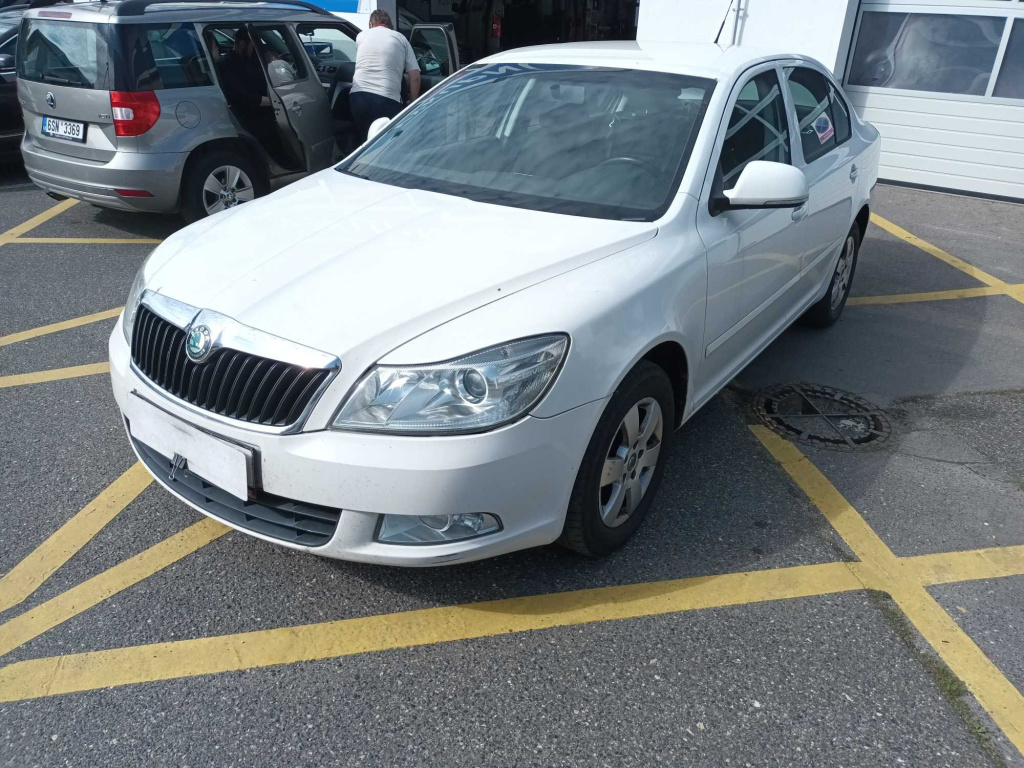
[711,161,808,216]
[0,54,14,72]
[367,116,390,141]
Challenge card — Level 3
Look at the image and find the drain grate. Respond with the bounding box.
[752,383,892,451]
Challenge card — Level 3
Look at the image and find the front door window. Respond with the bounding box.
[719,69,791,190]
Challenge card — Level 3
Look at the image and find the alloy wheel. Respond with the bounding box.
[599,397,664,528]
[830,234,856,310]
[202,165,255,216]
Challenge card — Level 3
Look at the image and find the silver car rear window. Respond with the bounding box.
[18,18,212,91]
[18,18,109,89]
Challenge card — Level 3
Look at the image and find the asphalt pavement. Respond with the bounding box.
[1,162,1023,767]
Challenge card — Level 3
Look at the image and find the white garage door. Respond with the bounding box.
[843,0,1024,200]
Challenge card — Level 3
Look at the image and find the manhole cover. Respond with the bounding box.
[752,383,892,451]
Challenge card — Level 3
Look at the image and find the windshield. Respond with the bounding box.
[339,64,715,221]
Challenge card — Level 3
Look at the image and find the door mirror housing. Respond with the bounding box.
[711,161,808,216]
[0,54,14,72]
[367,116,390,142]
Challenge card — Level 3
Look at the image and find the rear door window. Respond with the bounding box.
[117,23,212,90]
[785,66,850,163]
[18,19,109,89]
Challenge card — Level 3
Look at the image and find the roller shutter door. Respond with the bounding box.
[843,0,1024,200]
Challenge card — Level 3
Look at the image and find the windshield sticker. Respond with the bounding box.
[814,114,834,144]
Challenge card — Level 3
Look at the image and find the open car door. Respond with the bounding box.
[409,23,460,94]
[247,24,334,173]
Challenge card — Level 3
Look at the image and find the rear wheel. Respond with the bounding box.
[181,151,265,223]
[560,361,675,557]
[801,225,860,328]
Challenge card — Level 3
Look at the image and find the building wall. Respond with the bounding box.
[637,0,858,75]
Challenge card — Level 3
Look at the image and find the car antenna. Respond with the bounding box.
[713,0,736,47]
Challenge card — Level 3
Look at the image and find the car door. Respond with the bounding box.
[248,24,334,173]
[694,63,804,394]
[409,23,459,94]
[781,64,857,290]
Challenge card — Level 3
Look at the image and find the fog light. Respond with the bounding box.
[377,513,502,545]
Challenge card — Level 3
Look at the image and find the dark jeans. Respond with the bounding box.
[350,91,403,141]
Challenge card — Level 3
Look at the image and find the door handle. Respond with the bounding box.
[849,164,859,182]
[791,204,807,222]
[289,103,302,115]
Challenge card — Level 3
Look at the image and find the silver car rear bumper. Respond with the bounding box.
[21,135,186,213]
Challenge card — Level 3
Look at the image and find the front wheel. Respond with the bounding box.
[181,150,266,223]
[801,225,861,328]
[560,361,675,557]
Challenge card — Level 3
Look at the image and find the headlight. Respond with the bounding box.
[121,260,149,344]
[332,335,569,435]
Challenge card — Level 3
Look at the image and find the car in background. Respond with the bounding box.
[109,43,880,566]
[16,0,458,219]
[0,4,26,158]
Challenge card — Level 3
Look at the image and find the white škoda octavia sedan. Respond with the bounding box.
[110,42,879,566]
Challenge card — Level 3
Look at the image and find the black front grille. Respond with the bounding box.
[133,435,342,547]
[131,306,331,428]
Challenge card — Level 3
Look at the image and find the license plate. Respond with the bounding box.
[41,116,86,143]
[128,392,254,501]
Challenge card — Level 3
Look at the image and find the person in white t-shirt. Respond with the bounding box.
[350,10,421,140]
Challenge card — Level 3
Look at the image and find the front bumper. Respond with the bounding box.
[21,134,184,213]
[109,319,604,566]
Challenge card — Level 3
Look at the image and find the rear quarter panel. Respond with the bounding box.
[144,86,239,154]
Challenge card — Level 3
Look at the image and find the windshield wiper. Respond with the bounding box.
[40,73,82,86]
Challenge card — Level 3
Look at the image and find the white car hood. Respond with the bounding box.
[147,169,657,362]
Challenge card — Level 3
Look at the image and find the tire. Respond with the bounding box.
[181,150,266,223]
[801,225,861,328]
[560,360,675,557]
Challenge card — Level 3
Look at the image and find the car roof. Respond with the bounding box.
[22,0,334,24]
[479,40,821,82]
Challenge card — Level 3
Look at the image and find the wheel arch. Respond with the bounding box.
[601,337,690,430]
[855,203,870,241]
[178,137,270,209]
[640,340,690,429]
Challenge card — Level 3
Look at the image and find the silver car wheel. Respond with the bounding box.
[599,397,663,528]
[830,234,856,310]
[202,165,255,216]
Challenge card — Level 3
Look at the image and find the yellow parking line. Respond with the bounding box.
[10,238,163,245]
[752,426,894,563]
[0,362,110,389]
[0,464,152,615]
[750,426,1024,755]
[888,584,1024,752]
[904,545,1024,585]
[0,560,865,702]
[870,214,1010,290]
[0,519,228,658]
[846,286,1007,306]
[0,308,123,348]
[0,199,78,240]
